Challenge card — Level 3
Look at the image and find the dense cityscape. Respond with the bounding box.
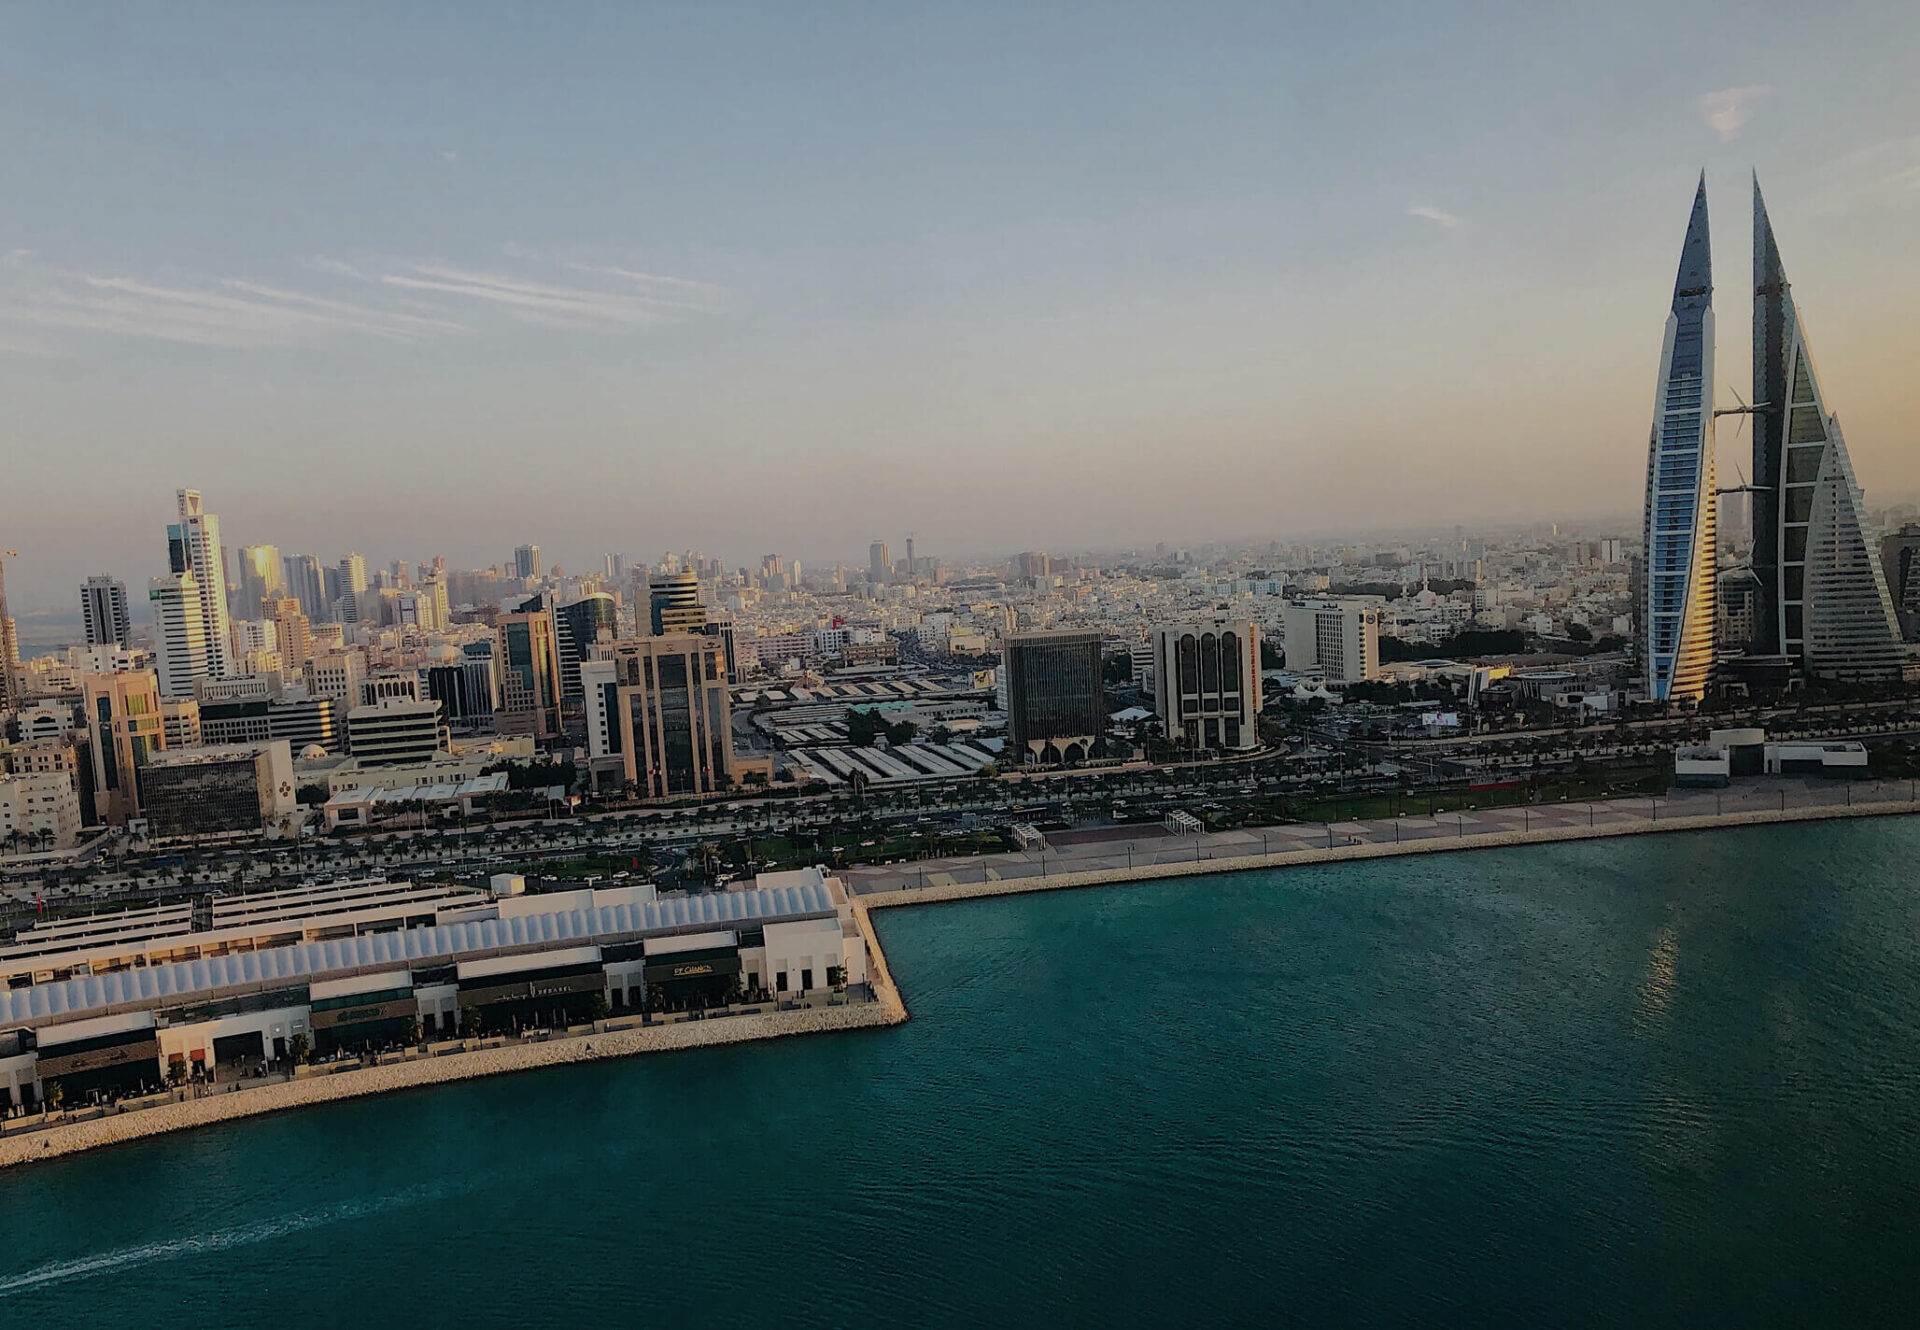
[6,176,1920,1115]
[3,7,1919,1325]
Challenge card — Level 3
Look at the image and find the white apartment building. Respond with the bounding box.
[1279,600,1382,683]
[148,571,210,698]
[170,490,233,678]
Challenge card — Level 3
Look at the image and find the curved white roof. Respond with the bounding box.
[0,882,833,1029]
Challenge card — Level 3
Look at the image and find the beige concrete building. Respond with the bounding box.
[588,634,736,797]
[83,669,166,825]
[0,771,83,851]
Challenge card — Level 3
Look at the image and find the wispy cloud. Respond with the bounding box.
[1408,205,1465,231]
[1700,85,1772,142]
[0,249,724,350]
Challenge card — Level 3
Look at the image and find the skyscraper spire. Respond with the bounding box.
[1640,173,1718,702]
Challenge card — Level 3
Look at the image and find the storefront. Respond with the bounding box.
[33,1011,162,1101]
[456,947,606,1034]
[642,932,742,1010]
[309,971,417,1053]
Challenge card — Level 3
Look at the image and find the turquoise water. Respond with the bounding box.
[4,821,1920,1326]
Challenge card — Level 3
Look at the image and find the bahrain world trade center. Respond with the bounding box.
[1641,175,1909,701]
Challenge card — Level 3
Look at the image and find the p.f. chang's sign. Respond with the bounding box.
[670,962,715,978]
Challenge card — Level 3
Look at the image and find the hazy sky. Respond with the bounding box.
[4,3,1920,610]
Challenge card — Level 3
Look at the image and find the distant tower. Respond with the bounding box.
[0,554,19,713]
[514,544,542,581]
[1639,175,1717,703]
[869,542,890,582]
[236,544,283,619]
[168,489,233,677]
[81,575,133,649]
[336,553,368,623]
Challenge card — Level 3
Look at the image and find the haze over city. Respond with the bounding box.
[7,3,1920,607]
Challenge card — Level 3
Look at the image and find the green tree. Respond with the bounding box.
[287,1032,311,1065]
[42,1078,64,1109]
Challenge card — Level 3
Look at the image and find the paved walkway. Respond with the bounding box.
[845,777,1920,894]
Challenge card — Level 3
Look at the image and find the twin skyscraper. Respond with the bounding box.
[1641,174,1907,702]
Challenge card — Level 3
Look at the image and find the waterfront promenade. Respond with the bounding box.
[3,775,1912,1168]
[845,777,1920,903]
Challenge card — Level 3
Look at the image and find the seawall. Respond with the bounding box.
[0,1001,900,1169]
[856,796,1920,911]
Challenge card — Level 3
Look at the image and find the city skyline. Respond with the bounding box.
[7,5,1920,606]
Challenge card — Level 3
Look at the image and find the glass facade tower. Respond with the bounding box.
[1640,175,1718,702]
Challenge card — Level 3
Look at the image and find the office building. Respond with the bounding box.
[80,575,133,650]
[198,696,336,751]
[263,595,312,668]
[148,572,210,698]
[1750,180,1908,682]
[1718,566,1762,654]
[1004,629,1105,764]
[648,570,706,635]
[1151,614,1262,752]
[0,772,84,851]
[1279,601,1381,683]
[160,697,201,749]
[303,650,367,722]
[869,542,891,582]
[495,611,562,741]
[1015,551,1052,581]
[423,647,496,728]
[235,544,283,619]
[335,553,368,623]
[140,741,296,839]
[591,635,736,797]
[514,544,542,581]
[554,592,620,699]
[82,669,166,825]
[1639,176,1718,703]
[284,554,326,620]
[166,490,233,678]
[345,698,448,766]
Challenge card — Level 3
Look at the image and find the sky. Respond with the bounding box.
[4,2,1920,610]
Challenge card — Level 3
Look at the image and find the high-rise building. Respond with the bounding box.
[1278,600,1381,683]
[263,595,312,669]
[553,592,620,699]
[1015,551,1052,581]
[495,611,562,741]
[869,542,890,582]
[335,554,368,624]
[591,635,736,797]
[1151,613,1262,752]
[1639,176,1718,703]
[167,490,233,678]
[604,553,626,583]
[235,544,283,619]
[648,570,706,635]
[1878,524,1920,641]
[80,575,133,650]
[513,544,542,581]
[1004,629,1105,764]
[1750,179,1908,682]
[83,669,167,825]
[0,555,18,714]
[148,572,211,698]
[284,554,326,620]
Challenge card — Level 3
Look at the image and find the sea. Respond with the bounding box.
[2,819,1917,1327]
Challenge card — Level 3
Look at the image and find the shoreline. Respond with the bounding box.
[3,795,1909,1168]
[856,794,1920,910]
